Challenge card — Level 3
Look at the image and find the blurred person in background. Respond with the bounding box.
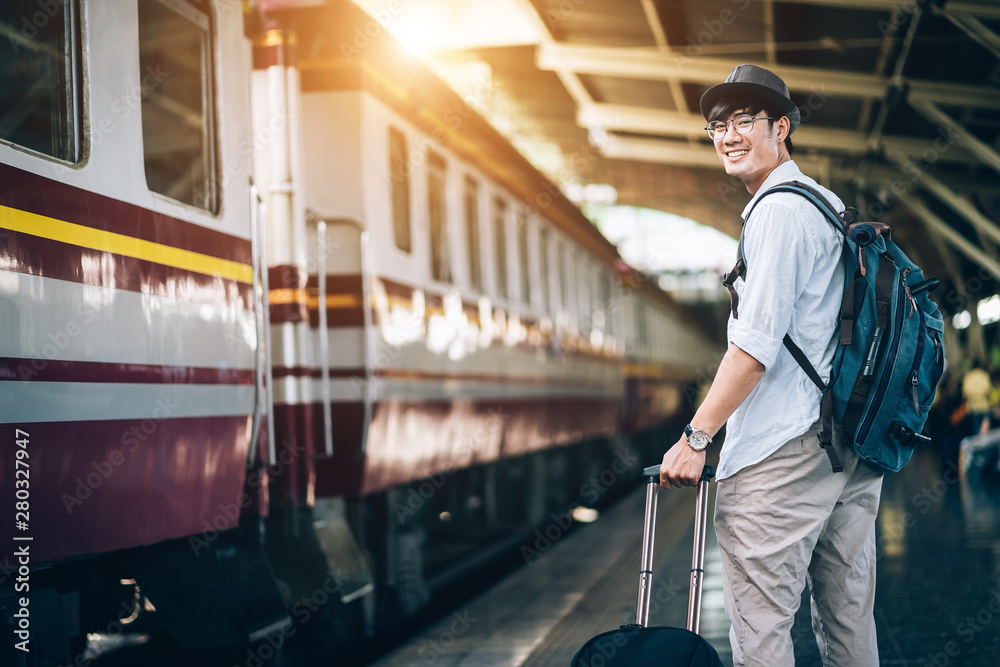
[963,359,992,437]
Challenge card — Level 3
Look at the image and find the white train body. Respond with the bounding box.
[0,0,722,659]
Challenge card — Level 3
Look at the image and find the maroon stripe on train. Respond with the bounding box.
[0,415,252,564]
[272,367,366,379]
[375,276,537,328]
[269,366,620,387]
[270,403,316,510]
[363,369,618,386]
[300,67,362,94]
[305,274,364,292]
[311,396,623,496]
[0,230,254,309]
[0,162,252,265]
[307,307,367,328]
[303,274,545,331]
[252,41,297,70]
[0,357,255,385]
[269,265,306,290]
[269,264,308,324]
[305,276,369,328]
[270,302,308,324]
[378,277,414,300]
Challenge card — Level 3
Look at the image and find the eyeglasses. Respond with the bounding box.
[705,114,775,140]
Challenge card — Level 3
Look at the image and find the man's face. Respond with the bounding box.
[713,108,786,192]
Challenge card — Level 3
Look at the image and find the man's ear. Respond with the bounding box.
[776,116,790,144]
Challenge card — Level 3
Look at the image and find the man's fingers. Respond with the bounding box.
[660,472,699,488]
[658,441,703,489]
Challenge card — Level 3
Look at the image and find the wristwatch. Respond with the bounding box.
[684,424,712,452]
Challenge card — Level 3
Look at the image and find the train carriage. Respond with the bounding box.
[0,0,721,662]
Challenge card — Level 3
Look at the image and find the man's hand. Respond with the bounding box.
[659,438,707,489]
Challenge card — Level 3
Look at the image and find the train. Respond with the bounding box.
[0,0,720,663]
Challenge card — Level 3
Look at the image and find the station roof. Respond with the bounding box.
[266,0,1000,317]
[447,0,1000,316]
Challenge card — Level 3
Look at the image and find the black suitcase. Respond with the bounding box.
[570,465,724,666]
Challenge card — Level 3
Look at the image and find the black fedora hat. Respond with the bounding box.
[699,64,800,134]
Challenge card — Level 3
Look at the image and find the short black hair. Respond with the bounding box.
[708,96,794,156]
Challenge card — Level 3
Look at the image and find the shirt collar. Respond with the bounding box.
[740,160,804,222]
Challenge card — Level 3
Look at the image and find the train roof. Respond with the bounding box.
[259,0,708,324]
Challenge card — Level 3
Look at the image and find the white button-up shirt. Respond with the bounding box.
[718,160,846,480]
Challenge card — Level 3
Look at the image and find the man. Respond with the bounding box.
[659,64,882,666]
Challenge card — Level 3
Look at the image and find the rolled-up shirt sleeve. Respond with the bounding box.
[729,202,818,369]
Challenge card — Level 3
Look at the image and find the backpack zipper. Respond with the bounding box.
[856,278,906,446]
[906,306,927,414]
[901,267,917,317]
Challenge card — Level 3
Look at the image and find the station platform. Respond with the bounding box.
[372,442,1000,667]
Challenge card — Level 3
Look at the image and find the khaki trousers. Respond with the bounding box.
[714,425,883,667]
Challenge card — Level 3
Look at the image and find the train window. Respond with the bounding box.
[565,246,580,327]
[577,254,591,334]
[658,314,666,358]
[538,227,550,314]
[138,0,217,211]
[595,268,610,332]
[636,304,648,350]
[388,127,412,253]
[0,1,80,161]
[464,176,482,291]
[427,151,450,282]
[605,272,618,338]
[493,197,508,299]
[558,242,570,321]
[516,211,530,305]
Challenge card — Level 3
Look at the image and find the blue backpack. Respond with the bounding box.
[723,181,946,473]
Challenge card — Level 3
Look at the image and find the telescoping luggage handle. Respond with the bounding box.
[636,464,716,634]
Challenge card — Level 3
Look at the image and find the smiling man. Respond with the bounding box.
[657,64,883,666]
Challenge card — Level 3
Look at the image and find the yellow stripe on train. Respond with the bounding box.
[0,205,253,285]
[623,363,695,381]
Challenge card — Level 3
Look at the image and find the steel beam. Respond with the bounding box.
[601,135,722,168]
[638,0,689,113]
[885,150,1000,248]
[786,0,898,9]
[838,163,998,196]
[640,0,669,50]
[600,134,830,177]
[893,194,1000,283]
[763,0,777,65]
[944,1,1000,21]
[906,80,1000,111]
[577,104,706,140]
[908,98,1000,176]
[941,11,1000,60]
[868,3,923,151]
[577,103,976,163]
[536,43,1000,110]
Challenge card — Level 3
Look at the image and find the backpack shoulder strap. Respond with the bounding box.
[727,180,850,391]
[724,180,844,319]
[722,185,791,319]
[731,180,848,473]
[762,180,848,236]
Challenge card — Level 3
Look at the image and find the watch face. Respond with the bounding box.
[688,431,710,451]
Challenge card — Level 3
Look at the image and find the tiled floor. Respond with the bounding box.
[373,442,1000,666]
